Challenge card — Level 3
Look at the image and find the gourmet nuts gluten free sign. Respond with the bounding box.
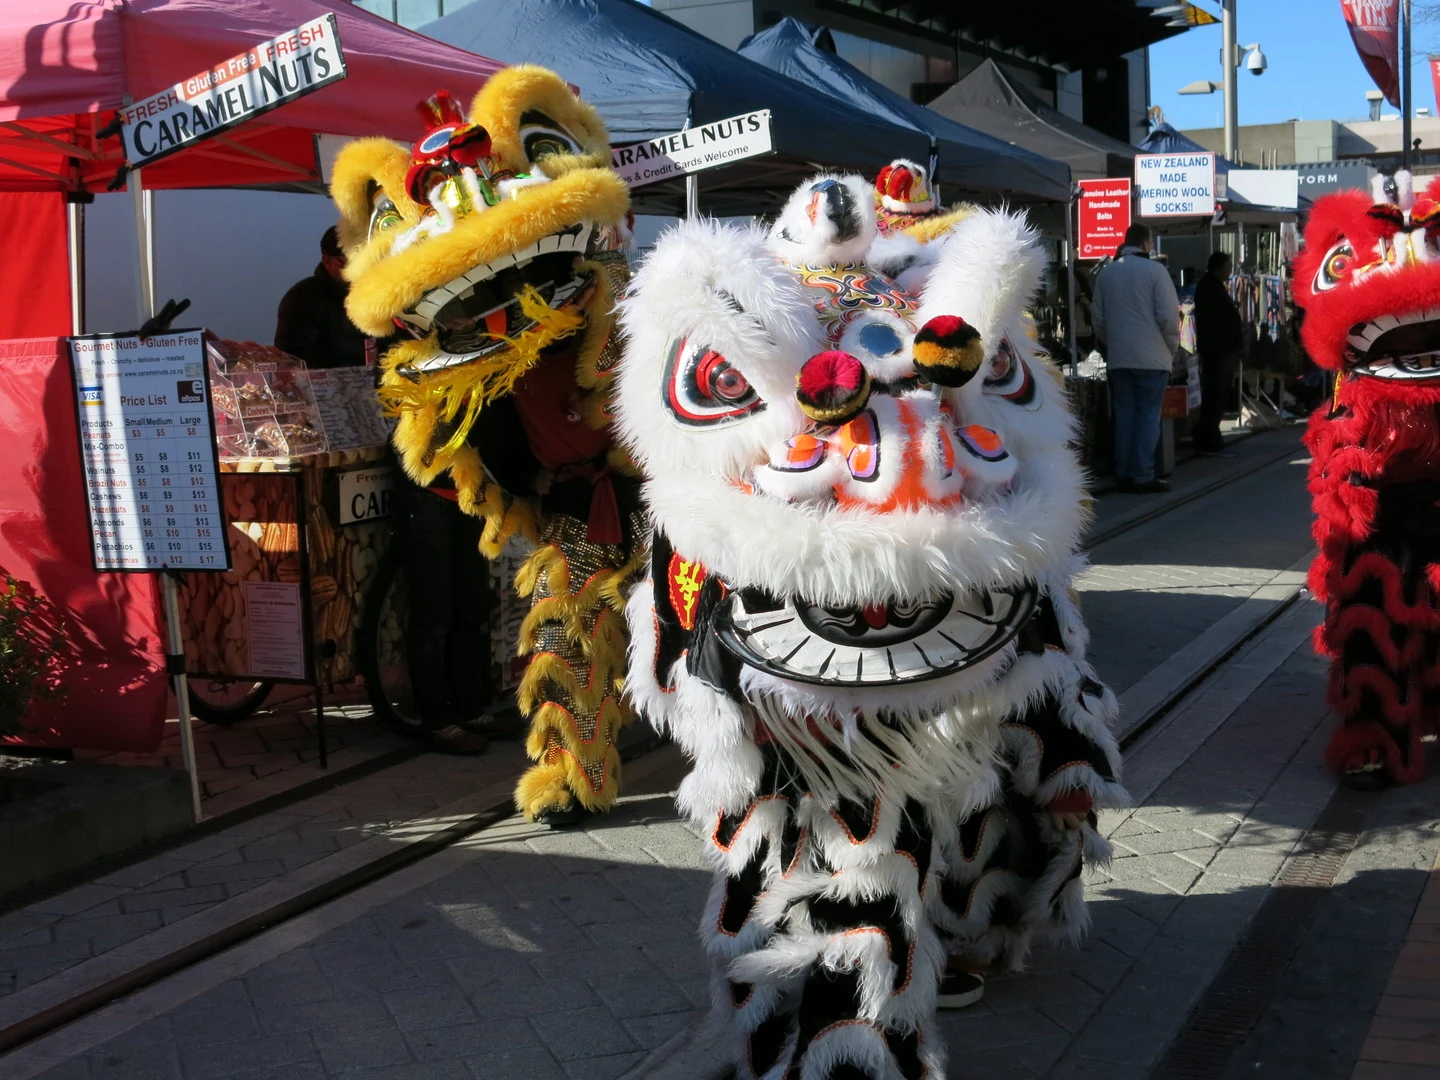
[118,15,348,168]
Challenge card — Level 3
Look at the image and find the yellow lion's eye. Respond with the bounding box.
[368,190,403,240]
[519,124,579,163]
[1314,239,1355,292]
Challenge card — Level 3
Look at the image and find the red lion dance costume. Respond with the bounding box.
[1297,171,1440,787]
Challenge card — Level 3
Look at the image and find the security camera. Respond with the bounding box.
[1245,47,1267,75]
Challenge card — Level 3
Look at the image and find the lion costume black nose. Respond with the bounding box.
[808,178,861,243]
[913,315,985,387]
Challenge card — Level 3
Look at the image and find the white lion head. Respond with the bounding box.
[617,176,1087,760]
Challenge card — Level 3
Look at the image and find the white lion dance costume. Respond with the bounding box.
[617,176,1126,1079]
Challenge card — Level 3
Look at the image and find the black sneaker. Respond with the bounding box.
[534,803,592,829]
[936,971,985,1008]
[1135,478,1171,494]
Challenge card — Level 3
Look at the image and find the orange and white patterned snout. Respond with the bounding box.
[755,349,1016,511]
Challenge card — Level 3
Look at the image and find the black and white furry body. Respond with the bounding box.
[617,176,1126,1079]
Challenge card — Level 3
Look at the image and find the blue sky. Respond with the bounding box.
[1149,1,1440,129]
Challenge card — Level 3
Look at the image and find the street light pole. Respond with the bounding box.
[1403,0,1413,170]
[1222,0,1238,160]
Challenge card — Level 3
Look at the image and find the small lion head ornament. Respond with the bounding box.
[617,175,1097,815]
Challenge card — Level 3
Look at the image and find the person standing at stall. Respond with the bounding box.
[1092,223,1180,494]
[274,227,370,368]
[1193,251,1244,457]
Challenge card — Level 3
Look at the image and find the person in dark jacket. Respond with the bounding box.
[274,227,370,368]
[1193,251,1244,455]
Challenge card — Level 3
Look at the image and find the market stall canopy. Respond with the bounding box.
[736,20,1068,202]
[0,0,507,192]
[420,0,937,215]
[925,59,1137,182]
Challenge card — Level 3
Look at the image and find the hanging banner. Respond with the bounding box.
[1134,153,1216,218]
[1431,55,1440,114]
[1341,0,1401,109]
[119,15,348,168]
[1076,178,1132,260]
[611,110,773,189]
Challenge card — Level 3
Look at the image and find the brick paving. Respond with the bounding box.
[0,742,529,1004]
[1351,852,1440,1079]
[74,696,404,805]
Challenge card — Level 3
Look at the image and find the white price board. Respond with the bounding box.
[119,15,347,168]
[1134,152,1216,218]
[611,110,773,189]
[69,330,229,573]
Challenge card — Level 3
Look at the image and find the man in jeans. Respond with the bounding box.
[1192,251,1243,456]
[1092,223,1181,493]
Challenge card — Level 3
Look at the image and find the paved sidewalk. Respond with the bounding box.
[0,427,1338,1079]
[1,603,1345,1080]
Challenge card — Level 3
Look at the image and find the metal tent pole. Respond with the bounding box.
[66,198,85,335]
[133,175,200,821]
[131,168,155,323]
[162,570,204,824]
[1065,186,1080,375]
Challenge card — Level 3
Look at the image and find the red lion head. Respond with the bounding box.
[1295,172,1440,380]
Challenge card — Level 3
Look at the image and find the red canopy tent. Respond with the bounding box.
[0,0,508,193]
[0,2,506,756]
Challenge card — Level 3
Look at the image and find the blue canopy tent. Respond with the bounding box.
[420,0,939,215]
[737,19,1070,202]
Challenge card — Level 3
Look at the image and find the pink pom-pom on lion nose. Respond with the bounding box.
[796,350,872,426]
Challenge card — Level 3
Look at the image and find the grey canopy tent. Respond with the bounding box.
[737,19,1069,202]
[420,0,935,215]
[927,59,1138,182]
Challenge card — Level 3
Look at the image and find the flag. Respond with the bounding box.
[1341,0,1402,108]
[1431,55,1440,115]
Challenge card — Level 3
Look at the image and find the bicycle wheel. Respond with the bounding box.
[188,677,275,725]
[358,550,425,738]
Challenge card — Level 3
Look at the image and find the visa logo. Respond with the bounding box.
[80,386,103,406]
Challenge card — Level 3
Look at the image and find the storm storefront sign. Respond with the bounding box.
[611,110,773,189]
[1134,152,1215,218]
[1297,161,1377,199]
[1342,0,1401,108]
[118,15,348,168]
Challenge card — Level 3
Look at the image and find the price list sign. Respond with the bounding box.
[69,330,230,572]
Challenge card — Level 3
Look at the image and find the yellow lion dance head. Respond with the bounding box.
[330,66,632,554]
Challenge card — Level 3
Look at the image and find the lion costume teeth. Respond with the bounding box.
[331,66,641,822]
[1296,170,1440,787]
[617,174,1126,1078]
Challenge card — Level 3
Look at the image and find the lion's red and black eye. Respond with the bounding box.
[981,338,1040,409]
[662,337,764,426]
[1314,239,1355,292]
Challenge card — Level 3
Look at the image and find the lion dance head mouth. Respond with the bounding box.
[331,65,631,381]
[1296,171,1440,384]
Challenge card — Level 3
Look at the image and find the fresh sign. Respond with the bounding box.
[1134,153,1215,218]
[119,15,347,168]
[1076,178,1132,260]
[611,110,773,189]
[336,466,397,527]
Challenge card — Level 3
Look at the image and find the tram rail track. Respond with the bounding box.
[0,429,1312,1063]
